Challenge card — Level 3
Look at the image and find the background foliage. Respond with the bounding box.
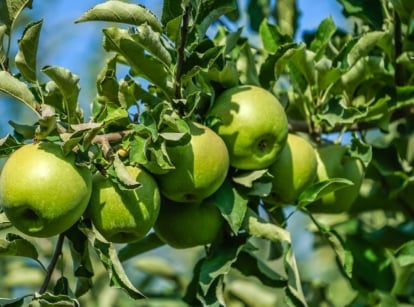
[1,0,414,306]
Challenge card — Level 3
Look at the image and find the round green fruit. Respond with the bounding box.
[207,85,288,170]
[155,121,229,203]
[153,198,224,249]
[87,166,160,243]
[307,145,365,214]
[0,143,92,237]
[264,134,318,205]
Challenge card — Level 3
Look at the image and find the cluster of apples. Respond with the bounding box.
[0,85,364,249]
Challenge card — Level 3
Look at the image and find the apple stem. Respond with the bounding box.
[38,233,65,295]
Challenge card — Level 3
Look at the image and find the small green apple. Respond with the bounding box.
[264,134,318,205]
[307,145,365,214]
[0,142,92,237]
[87,165,160,243]
[207,85,288,170]
[153,198,224,249]
[155,121,229,203]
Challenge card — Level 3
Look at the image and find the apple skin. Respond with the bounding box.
[87,166,160,243]
[306,145,365,214]
[0,142,92,237]
[155,121,229,203]
[153,198,224,249]
[207,85,288,170]
[264,134,318,205]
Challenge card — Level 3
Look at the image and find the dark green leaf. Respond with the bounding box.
[346,234,395,292]
[349,135,372,167]
[337,0,383,29]
[297,178,354,208]
[0,233,40,264]
[96,56,119,106]
[0,134,22,157]
[161,0,183,25]
[93,240,146,299]
[41,66,81,124]
[0,296,27,307]
[8,120,36,139]
[53,276,70,296]
[0,0,33,34]
[212,180,248,234]
[0,71,39,115]
[198,235,247,296]
[76,1,162,32]
[15,20,42,83]
[233,250,286,287]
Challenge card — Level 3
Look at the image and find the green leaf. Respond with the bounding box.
[133,23,172,67]
[0,71,39,115]
[198,235,247,296]
[297,178,354,208]
[32,292,80,307]
[113,154,141,189]
[307,213,354,279]
[309,17,336,60]
[194,0,237,41]
[233,250,286,287]
[76,1,162,32]
[102,27,173,97]
[93,240,146,299]
[0,134,22,157]
[259,21,292,54]
[161,0,183,26]
[0,24,7,64]
[338,0,383,29]
[15,20,42,83]
[283,246,308,307]
[0,0,33,35]
[243,209,291,243]
[118,232,165,262]
[41,66,81,124]
[8,120,36,139]
[346,31,387,68]
[349,135,372,167]
[0,296,27,307]
[396,240,414,267]
[0,233,42,268]
[212,180,248,234]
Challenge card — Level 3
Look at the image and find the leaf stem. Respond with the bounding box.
[38,233,65,294]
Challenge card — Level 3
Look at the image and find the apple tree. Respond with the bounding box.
[1,0,414,306]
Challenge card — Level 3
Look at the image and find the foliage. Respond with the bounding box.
[1,0,414,306]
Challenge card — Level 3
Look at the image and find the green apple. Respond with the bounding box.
[0,142,92,237]
[87,165,160,243]
[153,198,224,249]
[307,145,365,214]
[264,134,318,205]
[155,121,229,203]
[207,85,288,170]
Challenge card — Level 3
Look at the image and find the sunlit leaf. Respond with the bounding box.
[259,21,292,54]
[396,240,414,266]
[41,66,81,124]
[113,154,141,189]
[76,1,162,32]
[310,17,336,60]
[0,0,33,34]
[0,71,39,115]
[94,240,146,299]
[15,20,42,83]
[284,246,308,307]
[32,292,80,307]
[212,180,248,234]
[0,233,43,269]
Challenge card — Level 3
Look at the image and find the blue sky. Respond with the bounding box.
[0,0,349,135]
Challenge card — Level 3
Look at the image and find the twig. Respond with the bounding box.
[174,3,191,100]
[38,233,65,294]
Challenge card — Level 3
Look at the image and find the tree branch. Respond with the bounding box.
[38,233,65,294]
